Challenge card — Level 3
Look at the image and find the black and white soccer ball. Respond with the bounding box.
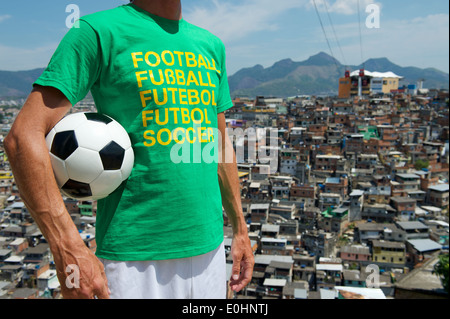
[45,112,134,200]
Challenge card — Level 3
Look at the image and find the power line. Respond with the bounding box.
[357,0,365,67]
[322,0,348,68]
[312,0,339,70]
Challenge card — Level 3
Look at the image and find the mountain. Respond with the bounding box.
[229,52,449,98]
[0,68,45,98]
[1,53,448,99]
[228,52,343,97]
[359,58,448,90]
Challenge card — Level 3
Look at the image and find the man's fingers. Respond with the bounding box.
[92,269,110,299]
[93,282,110,299]
[61,259,110,299]
[230,252,244,292]
[241,260,253,284]
[231,255,242,281]
[229,235,255,292]
[230,257,253,292]
[94,286,110,299]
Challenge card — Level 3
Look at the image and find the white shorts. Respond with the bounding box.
[99,242,226,299]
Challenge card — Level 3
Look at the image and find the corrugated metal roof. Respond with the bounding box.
[407,239,442,252]
[396,173,420,179]
[263,278,287,286]
[396,221,429,230]
[428,184,449,192]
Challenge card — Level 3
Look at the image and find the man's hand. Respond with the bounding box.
[229,233,255,292]
[54,240,110,299]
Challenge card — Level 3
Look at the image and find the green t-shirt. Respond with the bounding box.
[35,4,233,261]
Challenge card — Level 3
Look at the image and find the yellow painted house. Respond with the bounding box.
[0,170,13,180]
[372,240,406,265]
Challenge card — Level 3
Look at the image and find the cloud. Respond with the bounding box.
[329,0,380,15]
[0,14,12,23]
[222,5,449,75]
[321,13,449,71]
[374,14,449,70]
[0,43,58,71]
[186,0,447,75]
[184,0,309,43]
[308,0,382,15]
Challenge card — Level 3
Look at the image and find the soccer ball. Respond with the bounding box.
[45,112,134,200]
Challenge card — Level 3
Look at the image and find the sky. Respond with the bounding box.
[0,0,449,76]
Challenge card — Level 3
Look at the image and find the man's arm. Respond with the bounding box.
[217,112,254,292]
[4,85,109,299]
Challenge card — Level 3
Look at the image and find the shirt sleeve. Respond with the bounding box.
[33,19,101,106]
[215,41,234,114]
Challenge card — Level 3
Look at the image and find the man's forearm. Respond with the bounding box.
[217,123,247,235]
[3,89,112,299]
[6,139,80,246]
[4,88,85,254]
[4,133,83,252]
[217,113,254,291]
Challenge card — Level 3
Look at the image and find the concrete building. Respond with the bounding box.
[371,240,406,267]
[338,70,403,98]
[427,184,449,213]
[349,189,364,221]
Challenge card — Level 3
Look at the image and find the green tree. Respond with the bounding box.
[414,159,429,170]
[433,254,449,294]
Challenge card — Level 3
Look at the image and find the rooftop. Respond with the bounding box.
[372,240,405,248]
[350,70,403,79]
[396,173,421,179]
[428,184,449,192]
[390,197,417,204]
[350,190,365,196]
[396,221,429,231]
[335,286,387,299]
[325,177,341,184]
[395,254,446,295]
[340,245,370,255]
[407,239,442,252]
[263,278,287,287]
[316,264,343,272]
